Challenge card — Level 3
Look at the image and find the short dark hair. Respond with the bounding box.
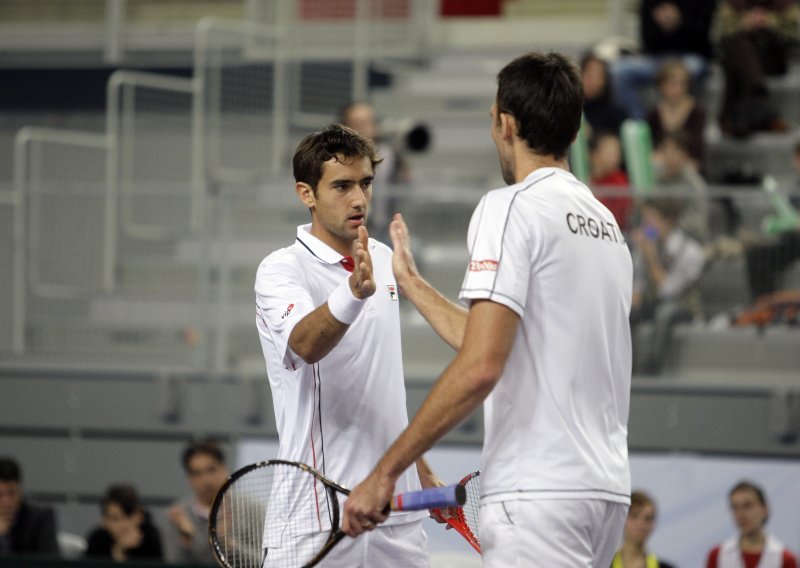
[181,438,225,472]
[730,480,767,506]
[0,457,21,483]
[496,51,583,160]
[292,124,381,190]
[730,480,769,525]
[102,484,141,517]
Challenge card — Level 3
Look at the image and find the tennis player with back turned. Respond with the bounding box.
[344,51,633,567]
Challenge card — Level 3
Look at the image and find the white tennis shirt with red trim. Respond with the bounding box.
[255,224,425,527]
[460,167,632,506]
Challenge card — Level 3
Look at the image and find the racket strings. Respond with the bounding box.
[462,473,481,543]
[212,463,335,568]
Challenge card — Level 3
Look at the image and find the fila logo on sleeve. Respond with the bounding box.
[469,259,499,272]
[387,285,398,301]
[281,303,295,319]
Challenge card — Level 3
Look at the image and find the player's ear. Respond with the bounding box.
[296,182,316,208]
[499,112,516,141]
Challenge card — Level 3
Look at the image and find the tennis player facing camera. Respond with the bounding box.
[254,124,440,567]
[344,51,633,567]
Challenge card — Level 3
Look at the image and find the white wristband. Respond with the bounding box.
[327,280,366,325]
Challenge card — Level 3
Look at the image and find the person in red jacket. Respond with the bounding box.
[706,480,798,568]
[589,131,633,231]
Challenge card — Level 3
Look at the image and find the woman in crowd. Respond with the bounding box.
[582,52,628,137]
[647,59,706,170]
[85,484,163,562]
[611,490,676,568]
[706,481,798,568]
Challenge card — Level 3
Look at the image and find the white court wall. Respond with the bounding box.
[238,440,800,567]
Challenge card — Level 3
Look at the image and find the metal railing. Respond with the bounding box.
[2,8,436,369]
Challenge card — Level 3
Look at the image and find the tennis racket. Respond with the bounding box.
[209,459,466,568]
[433,470,481,553]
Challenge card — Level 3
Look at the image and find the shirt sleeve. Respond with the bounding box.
[255,254,316,370]
[659,236,705,300]
[459,193,534,317]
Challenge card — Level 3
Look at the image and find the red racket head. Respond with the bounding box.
[432,471,481,554]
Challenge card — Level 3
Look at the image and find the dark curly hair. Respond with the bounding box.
[293,124,382,192]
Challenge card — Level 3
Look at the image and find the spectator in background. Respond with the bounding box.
[706,480,798,568]
[743,141,800,299]
[85,484,163,562]
[717,0,800,138]
[611,0,716,120]
[581,52,628,137]
[653,132,711,241]
[340,101,411,241]
[0,457,59,558]
[590,131,634,230]
[647,59,706,169]
[611,490,676,568]
[164,438,228,565]
[631,197,705,375]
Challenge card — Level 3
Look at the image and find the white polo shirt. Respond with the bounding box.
[460,167,632,505]
[255,224,424,529]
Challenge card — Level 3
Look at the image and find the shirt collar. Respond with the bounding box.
[522,167,575,184]
[295,224,349,265]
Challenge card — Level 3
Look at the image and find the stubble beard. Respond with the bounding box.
[499,153,515,185]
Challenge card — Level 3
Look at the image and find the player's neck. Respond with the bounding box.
[513,150,569,183]
[309,222,353,258]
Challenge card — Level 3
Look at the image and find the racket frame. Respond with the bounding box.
[434,470,481,554]
[208,459,349,568]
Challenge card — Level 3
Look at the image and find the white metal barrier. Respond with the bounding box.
[14,127,111,300]
[107,70,198,239]
[0,184,23,354]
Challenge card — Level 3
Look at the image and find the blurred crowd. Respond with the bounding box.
[581,0,800,375]
[0,441,227,565]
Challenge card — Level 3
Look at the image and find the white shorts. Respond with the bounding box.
[263,520,428,568]
[481,499,628,568]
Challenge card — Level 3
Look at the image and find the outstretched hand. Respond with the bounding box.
[390,213,420,294]
[349,226,376,300]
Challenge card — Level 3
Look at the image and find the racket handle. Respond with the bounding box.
[390,483,466,511]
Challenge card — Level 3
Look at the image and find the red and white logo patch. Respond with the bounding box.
[469,259,499,272]
[387,285,398,301]
[281,303,295,319]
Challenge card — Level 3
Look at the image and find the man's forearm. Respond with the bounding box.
[402,275,468,350]
[288,304,351,364]
[415,456,444,489]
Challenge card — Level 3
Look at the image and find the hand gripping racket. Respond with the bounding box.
[433,470,481,553]
[209,460,466,568]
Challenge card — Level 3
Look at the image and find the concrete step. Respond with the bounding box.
[667,325,800,377]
